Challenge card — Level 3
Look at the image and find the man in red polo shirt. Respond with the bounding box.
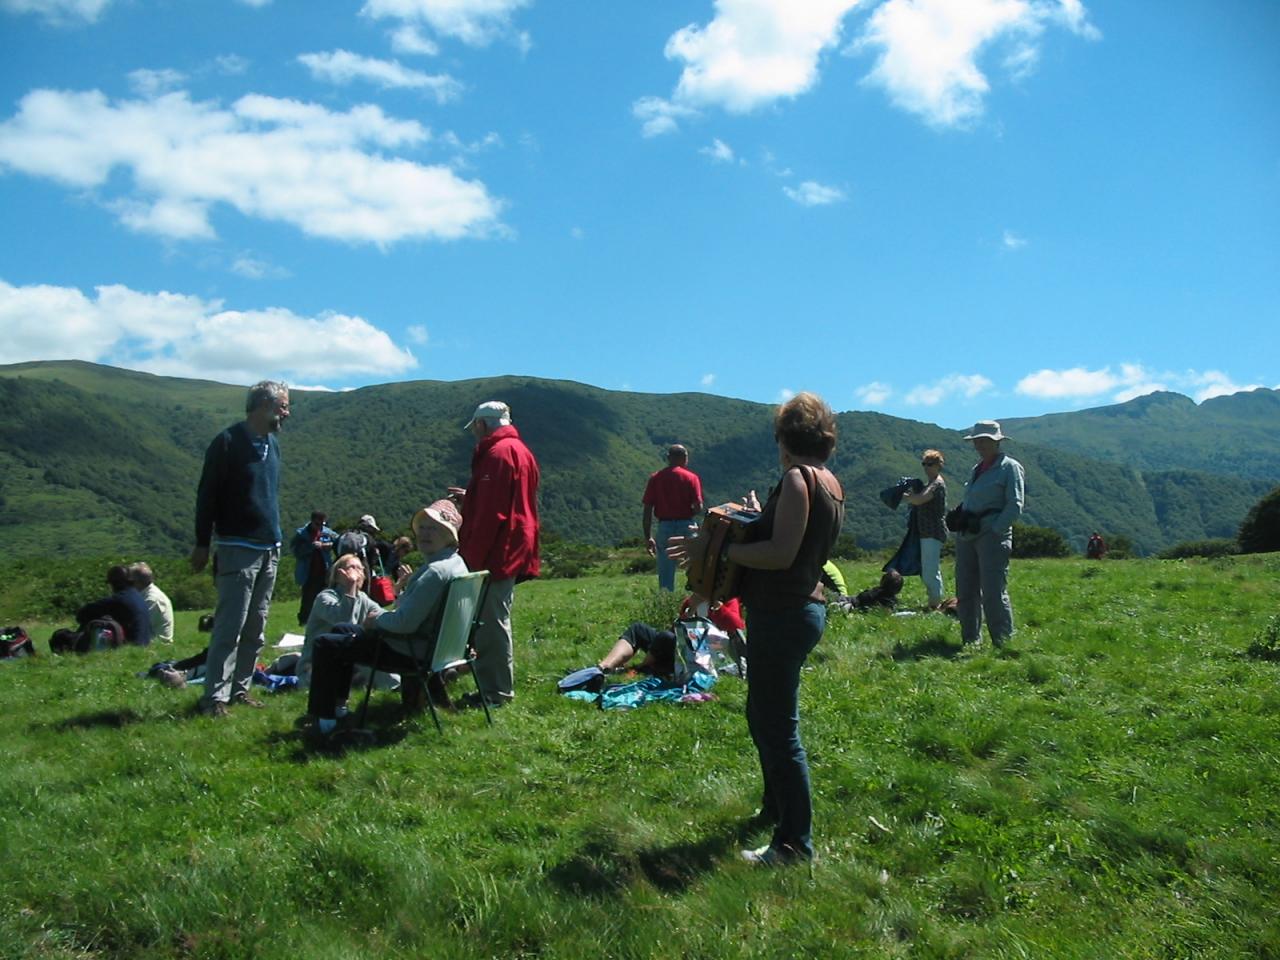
[642,444,704,591]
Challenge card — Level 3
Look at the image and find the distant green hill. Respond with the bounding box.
[1001,388,1280,480]
[0,361,1270,558]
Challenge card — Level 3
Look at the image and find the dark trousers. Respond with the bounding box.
[298,570,327,626]
[744,601,825,858]
[306,624,437,719]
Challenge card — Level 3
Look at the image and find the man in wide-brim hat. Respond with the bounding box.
[954,420,1025,649]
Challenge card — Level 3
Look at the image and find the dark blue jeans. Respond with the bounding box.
[306,624,422,720]
[744,600,825,858]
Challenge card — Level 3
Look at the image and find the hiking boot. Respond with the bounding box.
[156,667,187,689]
[741,843,810,867]
[233,694,266,708]
[199,700,229,719]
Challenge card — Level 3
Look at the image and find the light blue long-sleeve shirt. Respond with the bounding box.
[373,546,469,659]
[959,453,1025,537]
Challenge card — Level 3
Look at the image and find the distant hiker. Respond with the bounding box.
[453,400,541,707]
[51,564,153,652]
[190,380,289,717]
[129,561,174,644]
[669,392,845,868]
[955,421,1025,649]
[900,450,948,609]
[642,443,704,591]
[290,510,337,625]
[1086,531,1107,560]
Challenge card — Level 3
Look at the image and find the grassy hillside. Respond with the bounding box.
[0,361,1269,558]
[1,554,1278,958]
[1002,388,1280,480]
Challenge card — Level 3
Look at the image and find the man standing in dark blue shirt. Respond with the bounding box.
[190,380,289,717]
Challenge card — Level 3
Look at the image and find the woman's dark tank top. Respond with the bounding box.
[740,465,845,611]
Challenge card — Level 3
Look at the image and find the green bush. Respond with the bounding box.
[1011,523,1071,558]
[1245,614,1280,661]
[1157,538,1240,560]
[1238,485,1280,554]
[831,532,867,560]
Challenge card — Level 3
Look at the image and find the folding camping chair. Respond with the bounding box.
[356,569,492,733]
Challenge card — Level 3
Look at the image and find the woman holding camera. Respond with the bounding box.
[901,449,947,608]
[671,392,844,866]
[954,421,1025,648]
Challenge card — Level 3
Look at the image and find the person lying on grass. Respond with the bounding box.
[596,595,745,678]
[303,500,468,741]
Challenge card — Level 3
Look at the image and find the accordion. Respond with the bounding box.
[685,503,761,603]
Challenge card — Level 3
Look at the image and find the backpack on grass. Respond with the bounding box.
[1,626,35,659]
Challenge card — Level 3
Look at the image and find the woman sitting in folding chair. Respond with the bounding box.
[304,500,468,743]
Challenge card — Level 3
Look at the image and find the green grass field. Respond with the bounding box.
[2,555,1278,959]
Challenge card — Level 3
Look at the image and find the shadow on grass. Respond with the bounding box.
[52,707,145,730]
[269,699,447,761]
[891,635,963,661]
[548,818,761,897]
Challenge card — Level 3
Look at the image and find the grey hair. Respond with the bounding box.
[246,380,289,414]
[128,561,155,588]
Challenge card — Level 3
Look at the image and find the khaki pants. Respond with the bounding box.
[472,577,516,701]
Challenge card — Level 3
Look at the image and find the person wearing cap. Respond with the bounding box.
[332,514,382,593]
[190,380,289,717]
[304,500,469,739]
[955,421,1025,648]
[455,400,541,706]
[642,444,704,591]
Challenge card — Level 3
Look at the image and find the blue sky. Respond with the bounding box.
[0,0,1276,428]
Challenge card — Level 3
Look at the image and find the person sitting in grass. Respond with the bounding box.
[303,500,468,742]
[128,561,174,645]
[596,595,745,677]
[297,552,383,688]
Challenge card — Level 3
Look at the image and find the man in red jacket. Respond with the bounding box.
[454,400,541,705]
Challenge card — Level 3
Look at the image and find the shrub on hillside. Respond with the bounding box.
[1238,485,1280,554]
[1102,533,1135,559]
[831,533,867,561]
[1157,539,1240,560]
[1245,614,1280,661]
[1012,523,1071,559]
[539,532,609,580]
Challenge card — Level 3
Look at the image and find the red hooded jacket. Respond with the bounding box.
[459,425,541,581]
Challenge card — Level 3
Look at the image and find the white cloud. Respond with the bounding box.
[783,180,846,206]
[0,88,503,245]
[407,324,429,345]
[663,0,862,114]
[361,0,531,47]
[0,278,417,384]
[569,226,584,240]
[631,96,699,138]
[1002,229,1027,249]
[855,381,892,405]
[701,373,716,386]
[1016,365,1120,398]
[230,253,289,280]
[237,0,271,7]
[853,0,1101,128]
[390,24,440,56]
[298,50,461,101]
[1188,370,1264,403]
[128,68,187,98]
[1015,363,1263,405]
[905,373,993,406]
[700,138,736,163]
[215,54,250,75]
[1,0,112,24]
[778,388,796,402]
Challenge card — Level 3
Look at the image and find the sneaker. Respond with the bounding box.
[740,843,810,867]
[156,668,187,689]
[199,700,230,719]
[232,694,266,708]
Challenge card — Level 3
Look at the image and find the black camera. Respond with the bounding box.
[945,506,982,535]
